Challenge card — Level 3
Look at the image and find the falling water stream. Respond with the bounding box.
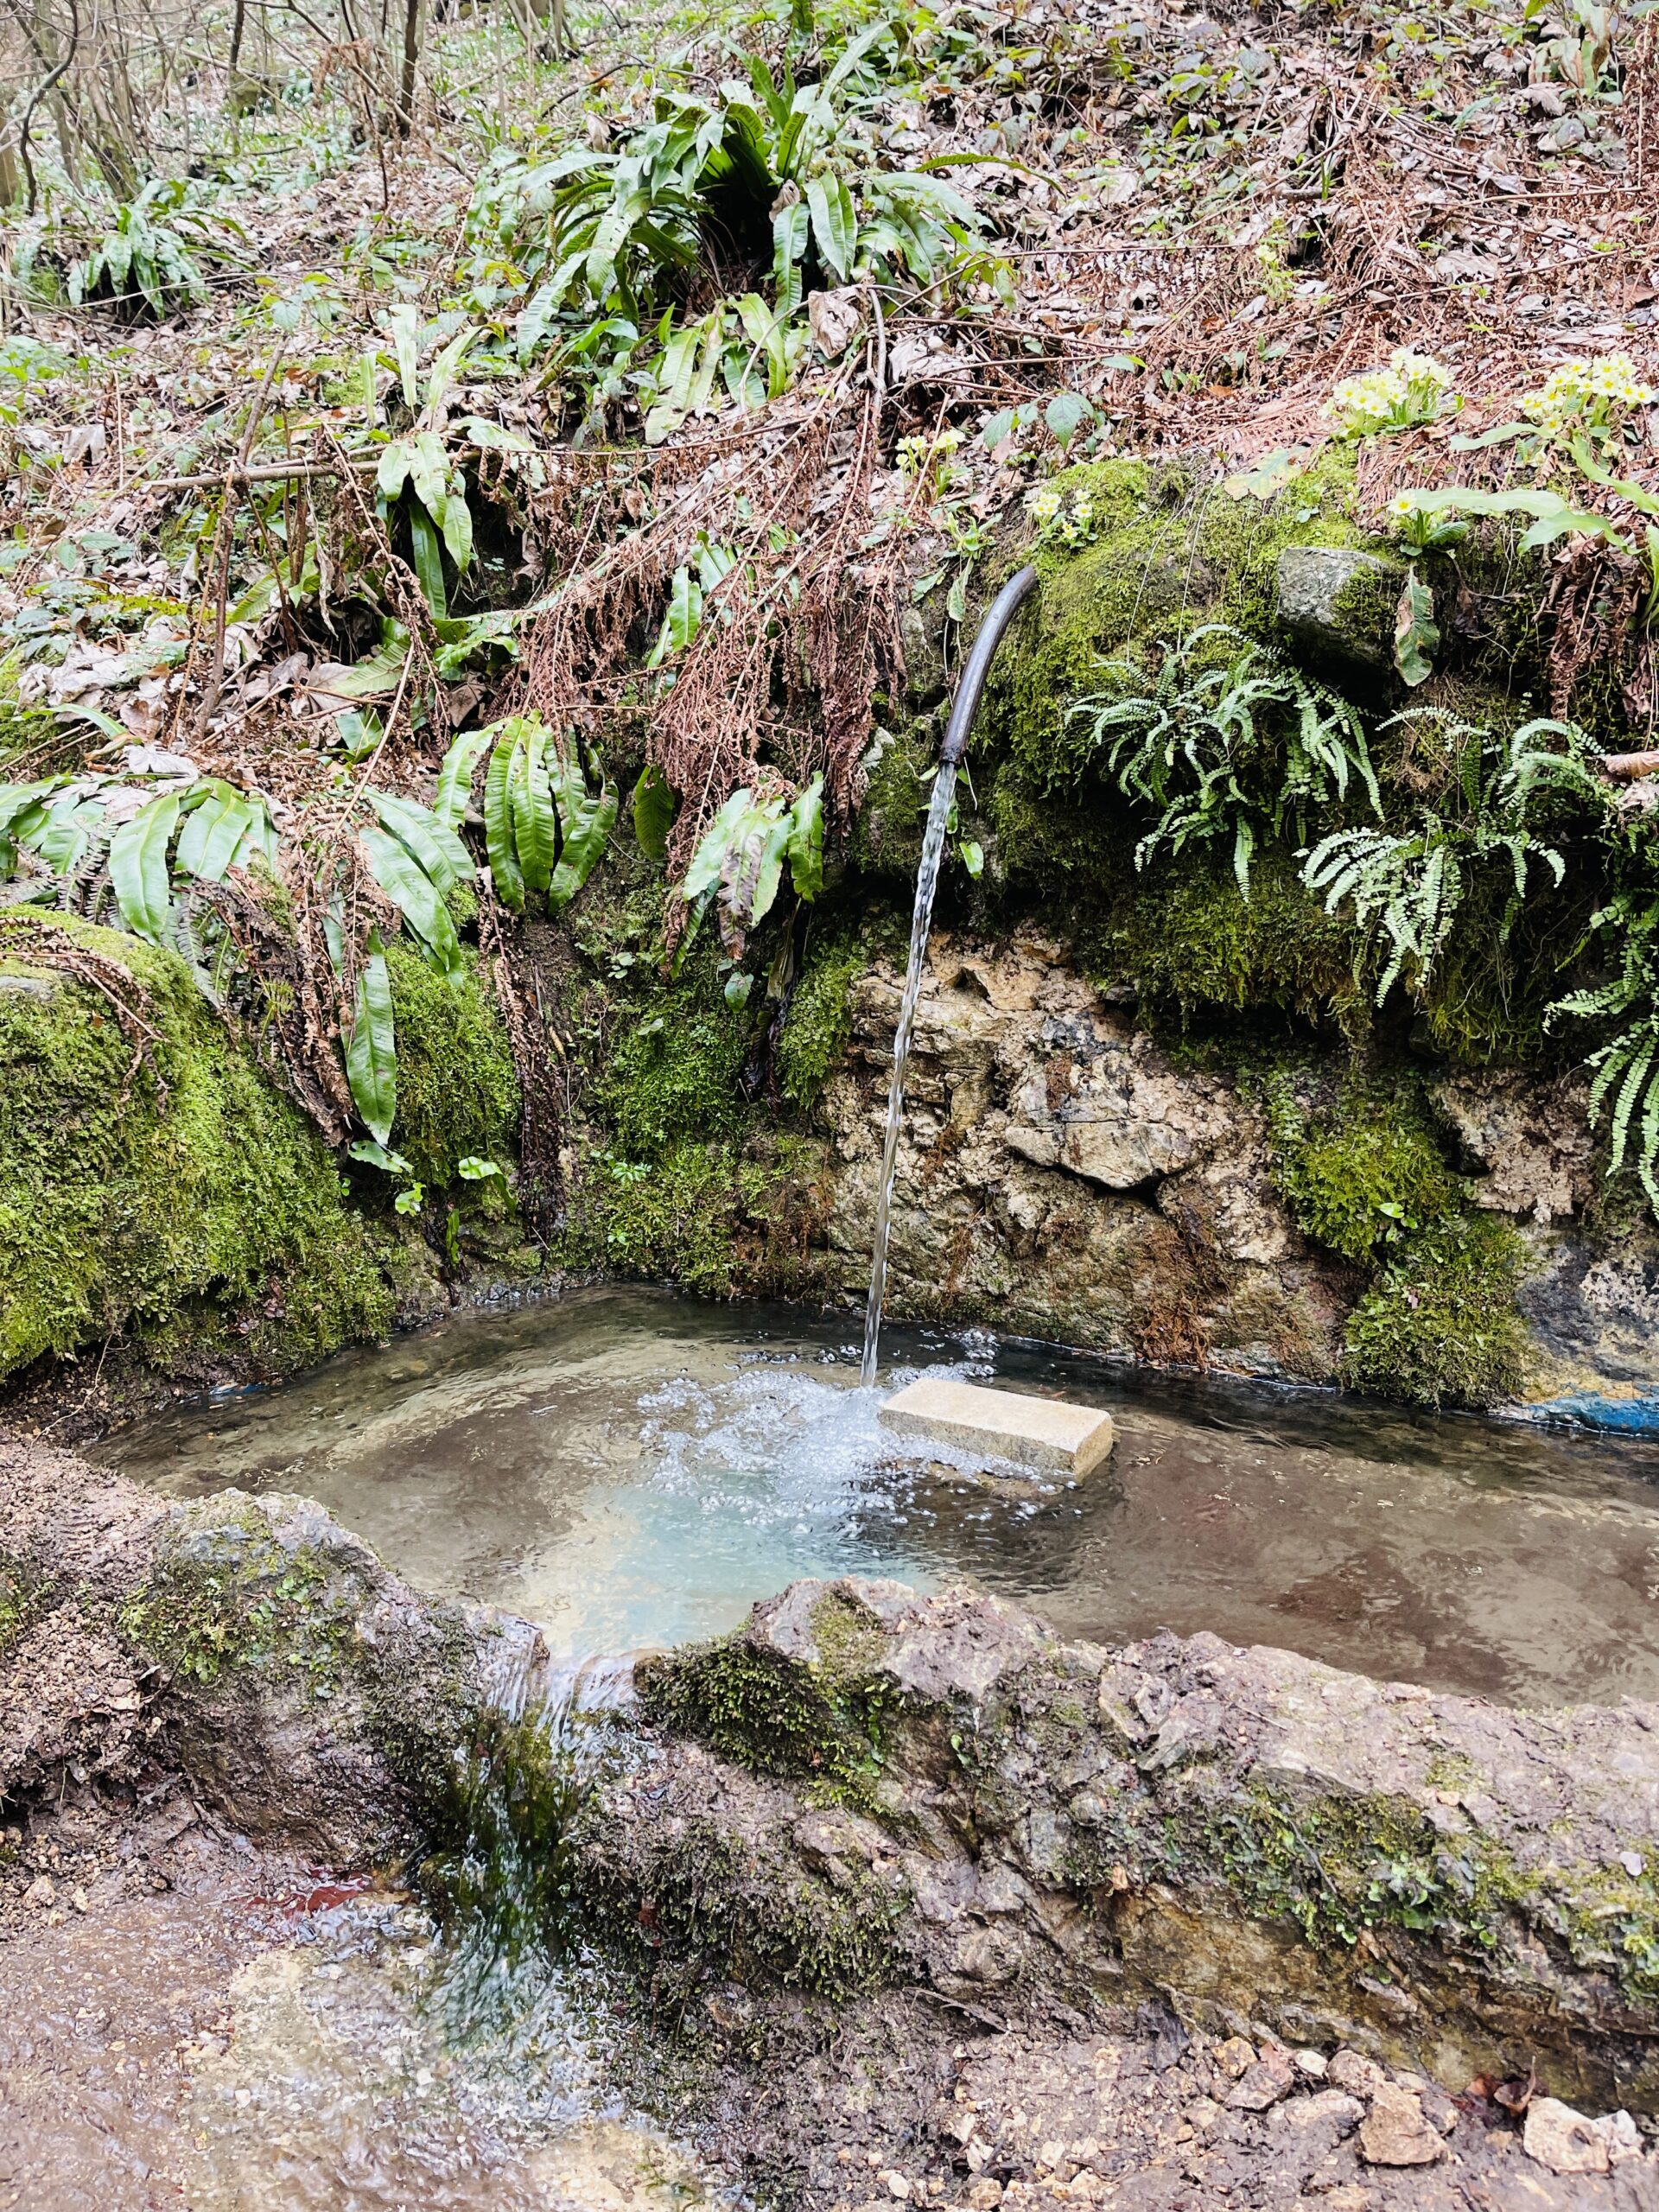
[860,562,1040,1383]
[859,759,958,1386]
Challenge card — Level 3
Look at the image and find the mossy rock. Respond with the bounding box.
[1110,852,1361,1032]
[558,1135,831,1300]
[0,915,394,1383]
[638,1587,895,1808]
[1266,1073,1531,1408]
[385,940,519,1190]
[597,936,753,1159]
[1276,543,1405,670]
[982,449,1372,797]
[1340,1214,1530,1409]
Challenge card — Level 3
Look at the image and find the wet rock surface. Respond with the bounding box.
[599,1576,1659,2116]
[808,933,1659,1415]
[6,1440,1659,2207]
[818,938,1345,1382]
[0,1434,539,1868]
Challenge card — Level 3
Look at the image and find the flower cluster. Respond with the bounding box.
[1325,350,1455,437]
[1521,354,1655,442]
[1026,480,1098,548]
[897,427,965,480]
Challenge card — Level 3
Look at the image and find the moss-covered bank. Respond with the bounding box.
[0,913,527,1393]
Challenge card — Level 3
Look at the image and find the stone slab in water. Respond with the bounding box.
[879,1377,1115,1476]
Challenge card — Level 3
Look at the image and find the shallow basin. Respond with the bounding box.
[96,1283,1659,1708]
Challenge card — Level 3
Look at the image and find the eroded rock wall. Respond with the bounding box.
[777,931,1659,1421]
[589,1576,1659,2115]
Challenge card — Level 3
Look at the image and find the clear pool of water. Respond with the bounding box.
[97,1284,1659,1708]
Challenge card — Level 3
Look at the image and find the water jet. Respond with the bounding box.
[858,564,1116,1470]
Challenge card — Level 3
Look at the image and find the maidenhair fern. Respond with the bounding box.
[1302,710,1609,1004]
[1066,624,1379,893]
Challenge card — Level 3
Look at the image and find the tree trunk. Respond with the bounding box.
[396,0,419,133]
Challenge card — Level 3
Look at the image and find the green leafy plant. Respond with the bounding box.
[680,774,823,958]
[0,769,276,988]
[64,181,248,319]
[435,714,617,918]
[1302,712,1607,1004]
[468,38,990,423]
[1450,353,1655,477]
[1325,349,1455,438]
[1067,624,1379,893]
[372,316,486,616]
[1550,893,1659,1207]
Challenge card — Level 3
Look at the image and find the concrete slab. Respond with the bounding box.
[878,1377,1115,1478]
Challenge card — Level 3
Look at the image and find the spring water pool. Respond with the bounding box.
[96,1284,1659,1709]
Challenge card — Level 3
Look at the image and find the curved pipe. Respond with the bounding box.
[939,563,1040,765]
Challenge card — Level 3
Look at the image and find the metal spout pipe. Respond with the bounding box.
[938,563,1040,765]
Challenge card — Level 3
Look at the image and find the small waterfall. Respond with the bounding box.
[860,761,959,1387]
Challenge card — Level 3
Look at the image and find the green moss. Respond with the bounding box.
[0,917,394,1383]
[385,940,519,1188]
[561,1136,829,1299]
[1115,854,1361,1030]
[988,448,1367,802]
[600,939,752,1159]
[1268,1078,1462,1264]
[1340,1214,1530,1409]
[0,652,54,765]
[420,1706,587,1976]
[1205,1783,1659,2000]
[638,1593,896,1811]
[848,724,935,881]
[775,929,866,1107]
[119,1500,360,1699]
[1262,1074,1529,1408]
[591,1812,906,1998]
[1326,556,1406,658]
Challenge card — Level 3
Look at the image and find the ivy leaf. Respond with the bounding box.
[345,938,397,1144]
[348,1136,413,1175]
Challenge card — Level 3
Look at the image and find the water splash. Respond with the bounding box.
[861,760,958,1386]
